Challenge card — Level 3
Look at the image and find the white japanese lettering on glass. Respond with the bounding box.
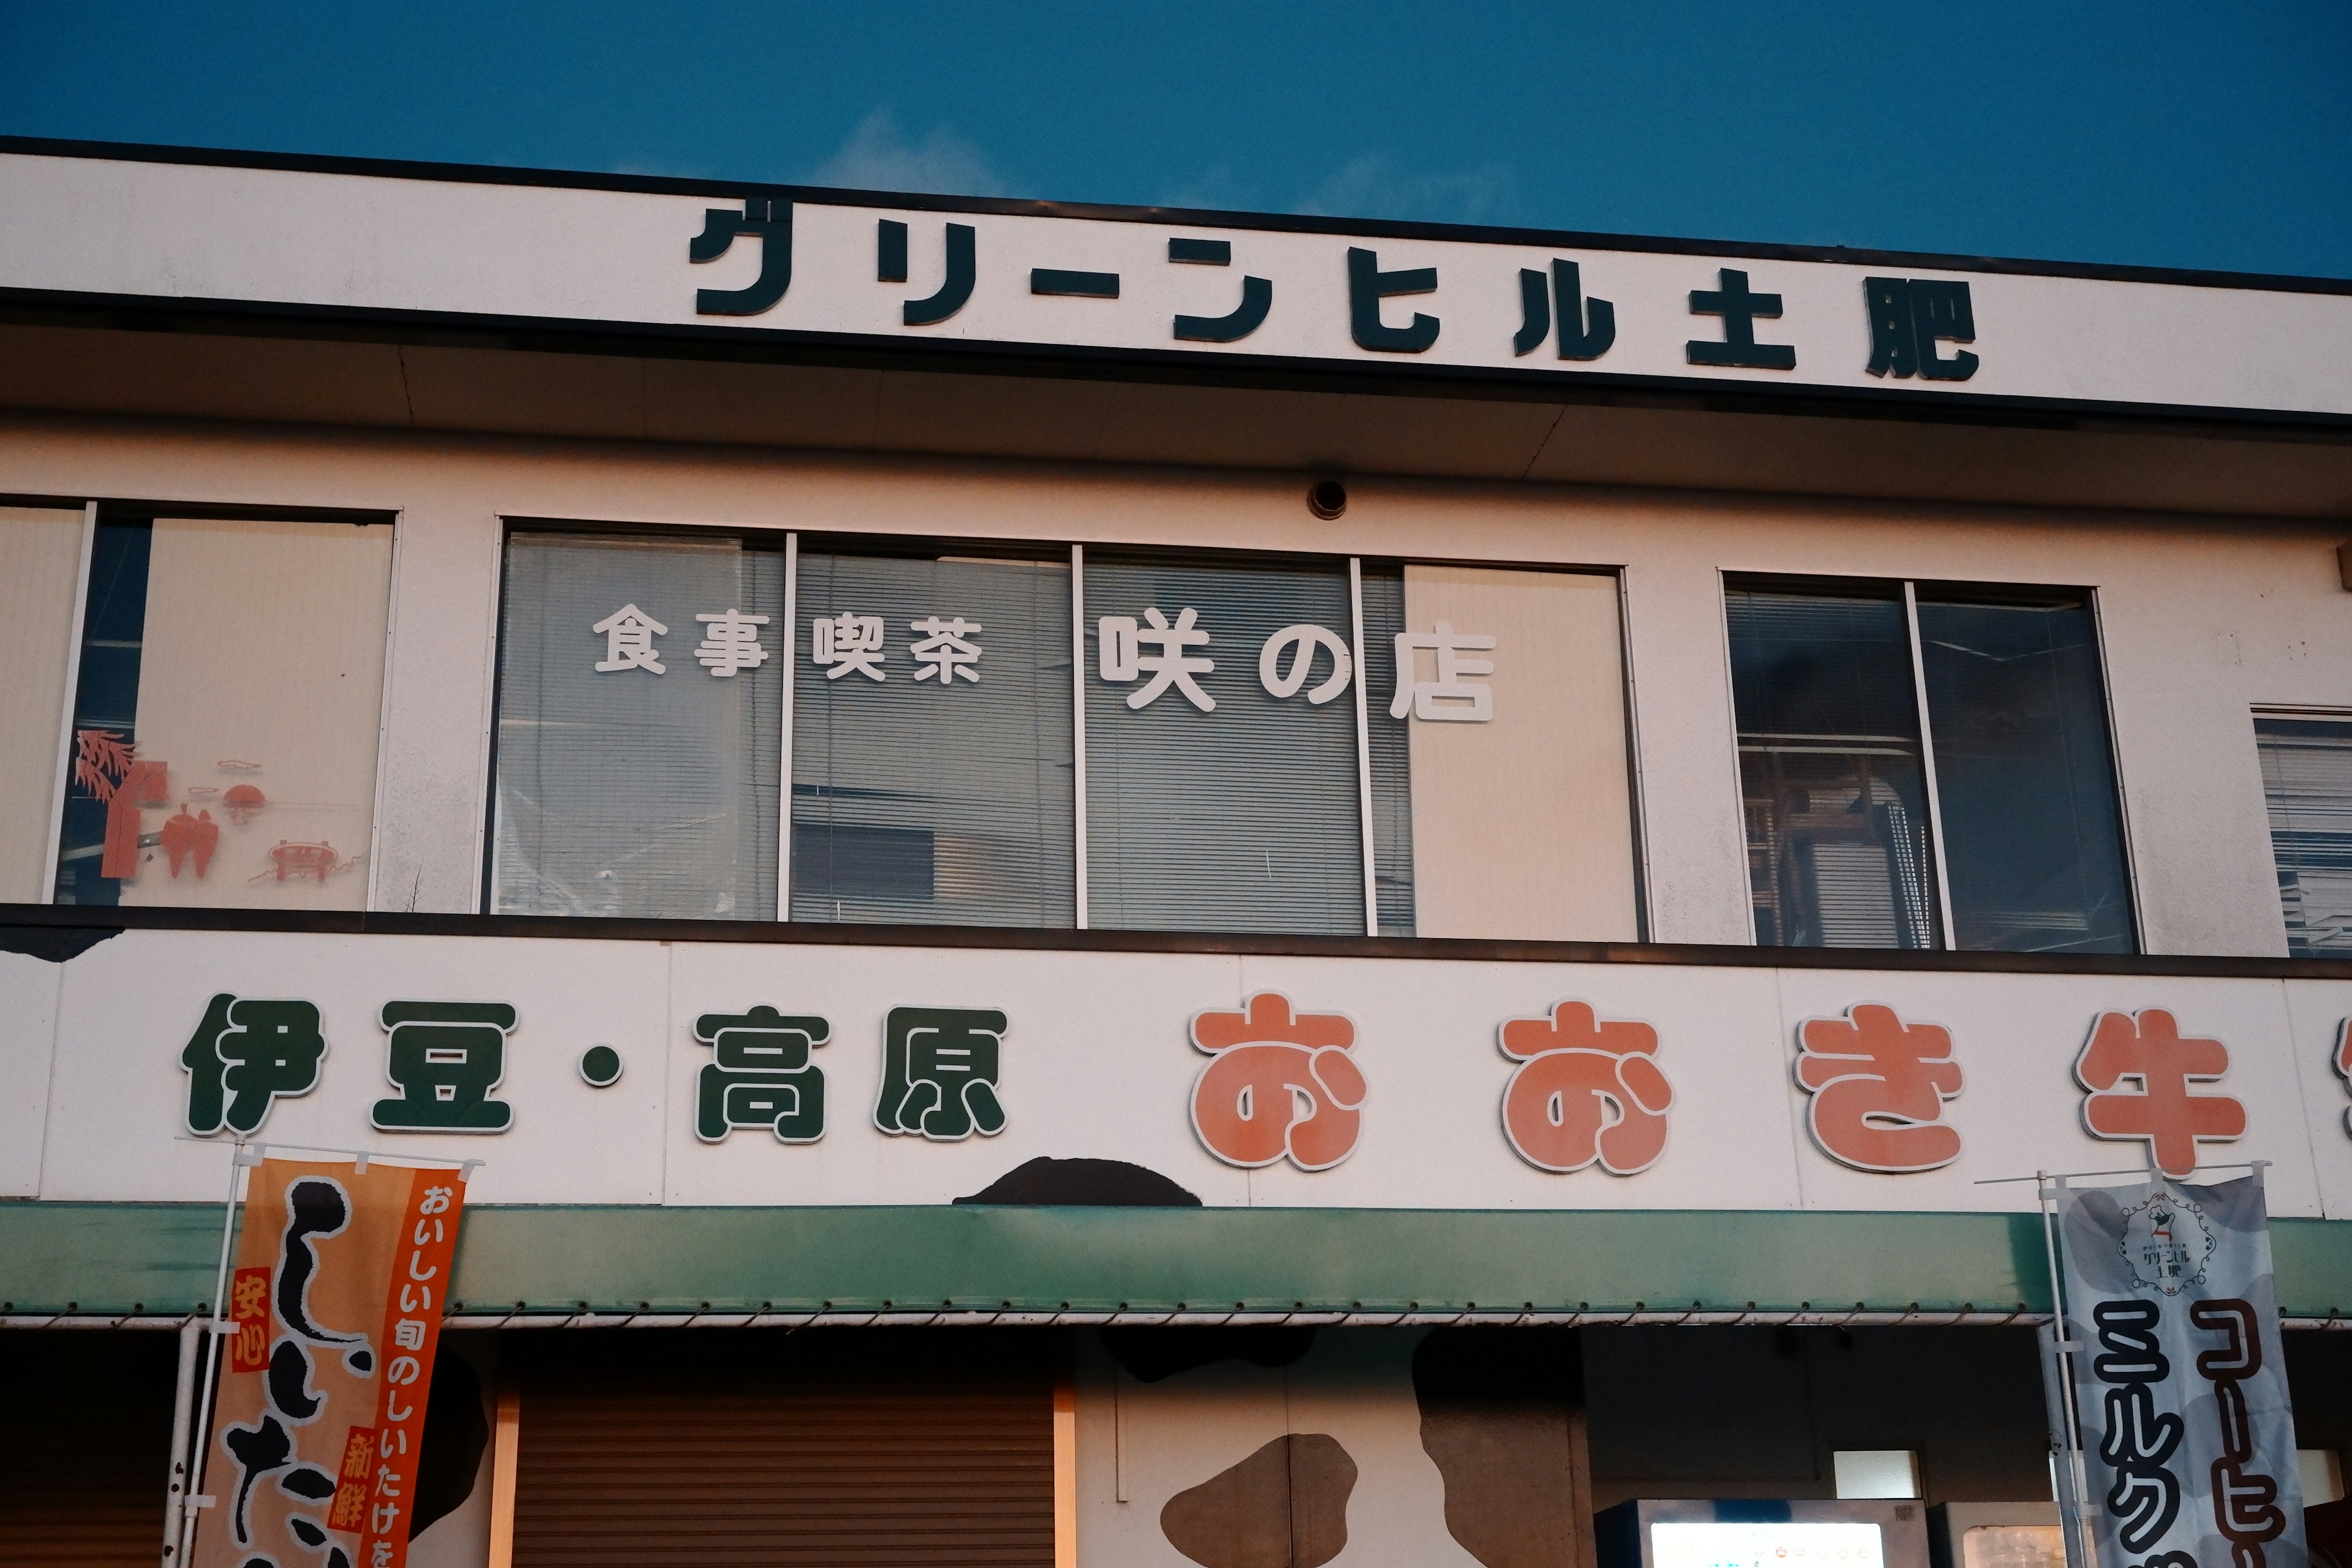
[910,616,983,685]
[1389,622,1495,722]
[1098,606,1216,711]
[812,611,887,680]
[693,609,769,676]
[592,603,668,674]
[1258,624,1353,704]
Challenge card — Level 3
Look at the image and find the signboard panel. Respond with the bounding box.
[21,929,2352,1216]
[2,148,2350,420]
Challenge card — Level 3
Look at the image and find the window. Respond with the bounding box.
[52,513,394,909]
[1368,564,1640,940]
[1831,1449,1920,1499]
[492,530,784,920]
[794,544,1074,927]
[491,524,1643,940]
[0,506,86,903]
[2253,713,2352,956]
[1728,577,2133,953]
[1083,552,1363,935]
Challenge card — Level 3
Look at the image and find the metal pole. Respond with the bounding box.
[2039,1172,2096,1568]
[176,1139,256,1568]
[159,1315,201,1566]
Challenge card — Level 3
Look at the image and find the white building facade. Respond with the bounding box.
[1,137,2348,1568]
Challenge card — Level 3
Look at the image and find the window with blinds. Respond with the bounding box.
[1727,576,2135,954]
[1083,553,1363,934]
[2255,714,2352,956]
[1728,582,1940,949]
[492,531,784,920]
[793,546,1075,927]
[483,526,1642,941]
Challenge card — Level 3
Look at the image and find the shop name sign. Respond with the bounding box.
[18,930,2352,1214]
[168,981,2352,1180]
[4,148,2352,418]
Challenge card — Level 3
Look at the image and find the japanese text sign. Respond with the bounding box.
[2056,1173,2307,1568]
[192,1156,467,1568]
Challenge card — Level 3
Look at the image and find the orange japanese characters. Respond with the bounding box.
[1189,993,1365,1170]
[1793,1003,1964,1172]
[2075,1009,2246,1177]
[1497,1000,1673,1175]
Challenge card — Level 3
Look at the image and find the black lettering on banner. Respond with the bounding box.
[2190,1298,2286,1568]
[2091,1300,2184,1553]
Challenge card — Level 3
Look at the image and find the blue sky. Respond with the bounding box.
[4,2,2348,277]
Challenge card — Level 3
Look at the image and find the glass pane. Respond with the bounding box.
[55,517,393,910]
[0,507,86,903]
[1370,564,1638,940]
[791,548,1075,927]
[1727,582,1940,949]
[2253,715,2352,956]
[492,531,782,919]
[1084,554,1363,934]
[1917,596,2135,954]
[1362,566,1416,936]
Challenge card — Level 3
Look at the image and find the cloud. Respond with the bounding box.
[806,107,1012,198]
[1295,155,1523,227]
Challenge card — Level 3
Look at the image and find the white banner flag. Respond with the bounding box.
[2057,1172,2307,1568]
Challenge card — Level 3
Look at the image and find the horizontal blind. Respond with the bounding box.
[1360,565,1416,936]
[1725,582,1939,949]
[492,532,783,920]
[1084,554,1363,934]
[792,551,1075,927]
[2255,715,2352,956]
[511,1332,1053,1568]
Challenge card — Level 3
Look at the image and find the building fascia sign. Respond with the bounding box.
[8,929,2352,1216]
[2,142,2351,421]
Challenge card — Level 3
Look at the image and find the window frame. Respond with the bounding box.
[2249,701,2352,957]
[41,496,401,911]
[1716,569,2139,953]
[482,516,1647,940]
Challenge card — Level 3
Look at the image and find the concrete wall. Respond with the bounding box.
[2,413,2345,955]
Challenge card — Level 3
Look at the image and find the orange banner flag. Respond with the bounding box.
[192,1156,466,1568]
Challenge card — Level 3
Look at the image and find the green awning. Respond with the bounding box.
[3,1203,2346,1321]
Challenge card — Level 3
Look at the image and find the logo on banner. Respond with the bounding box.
[190,1157,467,1568]
[2117,1191,2216,1296]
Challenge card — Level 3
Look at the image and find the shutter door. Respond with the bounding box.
[0,1332,176,1567]
[511,1328,1055,1568]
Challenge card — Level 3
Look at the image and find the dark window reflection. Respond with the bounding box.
[1727,583,1941,949]
[1917,595,2135,954]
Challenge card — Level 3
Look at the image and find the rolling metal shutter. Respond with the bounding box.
[0,1332,175,1567]
[510,1329,1055,1568]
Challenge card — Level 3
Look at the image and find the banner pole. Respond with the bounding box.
[2038,1172,2095,1568]
[175,1138,258,1568]
[159,1315,201,1567]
